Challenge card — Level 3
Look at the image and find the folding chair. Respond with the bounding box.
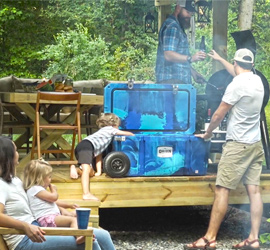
[31,91,81,165]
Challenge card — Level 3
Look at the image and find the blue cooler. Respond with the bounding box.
[103,83,210,177]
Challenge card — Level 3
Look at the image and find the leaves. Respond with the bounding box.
[1,0,270,84]
[0,0,157,80]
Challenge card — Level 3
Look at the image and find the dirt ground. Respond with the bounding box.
[100,205,270,249]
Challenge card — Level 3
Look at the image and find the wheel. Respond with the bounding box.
[103,152,130,178]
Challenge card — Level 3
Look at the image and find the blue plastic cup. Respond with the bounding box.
[76,208,91,229]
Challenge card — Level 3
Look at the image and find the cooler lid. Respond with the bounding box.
[104,83,196,134]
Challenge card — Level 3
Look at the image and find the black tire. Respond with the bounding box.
[103,152,130,178]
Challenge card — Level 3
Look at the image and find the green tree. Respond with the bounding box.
[0,0,55,78]
[40,24,113,80]
[39,0,157,81]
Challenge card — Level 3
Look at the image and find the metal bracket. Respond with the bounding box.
[128,78,134,89]
[172,84,178,94]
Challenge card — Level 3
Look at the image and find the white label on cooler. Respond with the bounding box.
[157,146,173,158]
[114,136,126,141]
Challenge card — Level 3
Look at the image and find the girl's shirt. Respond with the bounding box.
[0,177,34,250]
[27,185,60,220]
[84,126,120,156]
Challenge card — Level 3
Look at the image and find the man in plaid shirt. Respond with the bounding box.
[155,0,206,84]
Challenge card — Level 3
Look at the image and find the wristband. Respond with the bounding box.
[187,56,192,64]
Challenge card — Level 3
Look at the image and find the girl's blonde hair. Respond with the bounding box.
[96,113,121,128]
[23,160,52,190]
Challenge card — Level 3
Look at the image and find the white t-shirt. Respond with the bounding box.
[84,126,120,156]
[0,177,35,250]
[27,185,60,220]
[222,72,264,143]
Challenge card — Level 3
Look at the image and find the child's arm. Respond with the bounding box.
[116,130,135,136]
[56,201,79,217]
[95,154,102,176]
[35,184,58,203]
[56,200,79,209]
[57,206,76,217]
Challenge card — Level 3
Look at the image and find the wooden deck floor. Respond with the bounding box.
[21,166,270,208]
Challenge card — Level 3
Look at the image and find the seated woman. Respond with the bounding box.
[0,136,116,250]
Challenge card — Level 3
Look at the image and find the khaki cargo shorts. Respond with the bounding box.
[216,140,264,190]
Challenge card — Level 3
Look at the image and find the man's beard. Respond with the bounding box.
[177,14,191,29]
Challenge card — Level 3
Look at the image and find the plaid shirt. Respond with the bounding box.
[155,15,192,84]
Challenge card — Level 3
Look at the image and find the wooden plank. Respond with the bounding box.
[50,168,270,208]
[155,0,175,6]
[157,5,172,31]
[1,92,103,105]
[0,227,93,236]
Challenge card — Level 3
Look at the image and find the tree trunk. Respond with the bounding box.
[238,0,255,30]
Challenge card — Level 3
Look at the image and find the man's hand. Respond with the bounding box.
[191,69,206,84]
[192,51,207,62]
[208,50,223,61]
[195,131,213,141]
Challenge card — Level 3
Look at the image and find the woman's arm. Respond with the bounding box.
[0,203,46,242]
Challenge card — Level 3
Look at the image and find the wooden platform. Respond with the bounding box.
[18,166,270,208]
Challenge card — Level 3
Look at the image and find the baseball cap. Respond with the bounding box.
[233,48,254,64]
[177,0,196,12]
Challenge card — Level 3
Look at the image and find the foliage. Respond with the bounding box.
[40,24,113,80]
[37,0,157,81]
[0,0,157,80]
[1,0,270,84]
[260,218,270,243]
[0,1,54,78]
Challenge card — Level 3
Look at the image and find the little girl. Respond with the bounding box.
[70,113,134,200]
[23,159,85,244]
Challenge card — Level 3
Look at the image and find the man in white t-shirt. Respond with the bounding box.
[185,48,264,249]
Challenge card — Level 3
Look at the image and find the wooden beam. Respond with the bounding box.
[157,5,172,31]
[51,167,270,208]
[212,0,230,73]
[155,0,175,6]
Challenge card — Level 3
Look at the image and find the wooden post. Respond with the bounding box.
[155,0,174,31]
[157,5,172,31]
[212,0,230,73]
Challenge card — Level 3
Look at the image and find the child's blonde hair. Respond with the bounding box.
[96,113,121,128]
[23,160,52,190]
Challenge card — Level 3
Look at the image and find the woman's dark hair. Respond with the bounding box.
[0,136,16,183]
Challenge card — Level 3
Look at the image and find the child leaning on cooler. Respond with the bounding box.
[23,160,85,245]
[70,113,134,200]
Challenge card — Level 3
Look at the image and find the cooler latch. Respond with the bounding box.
[172,84,178,94]
[128,78,134,89]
